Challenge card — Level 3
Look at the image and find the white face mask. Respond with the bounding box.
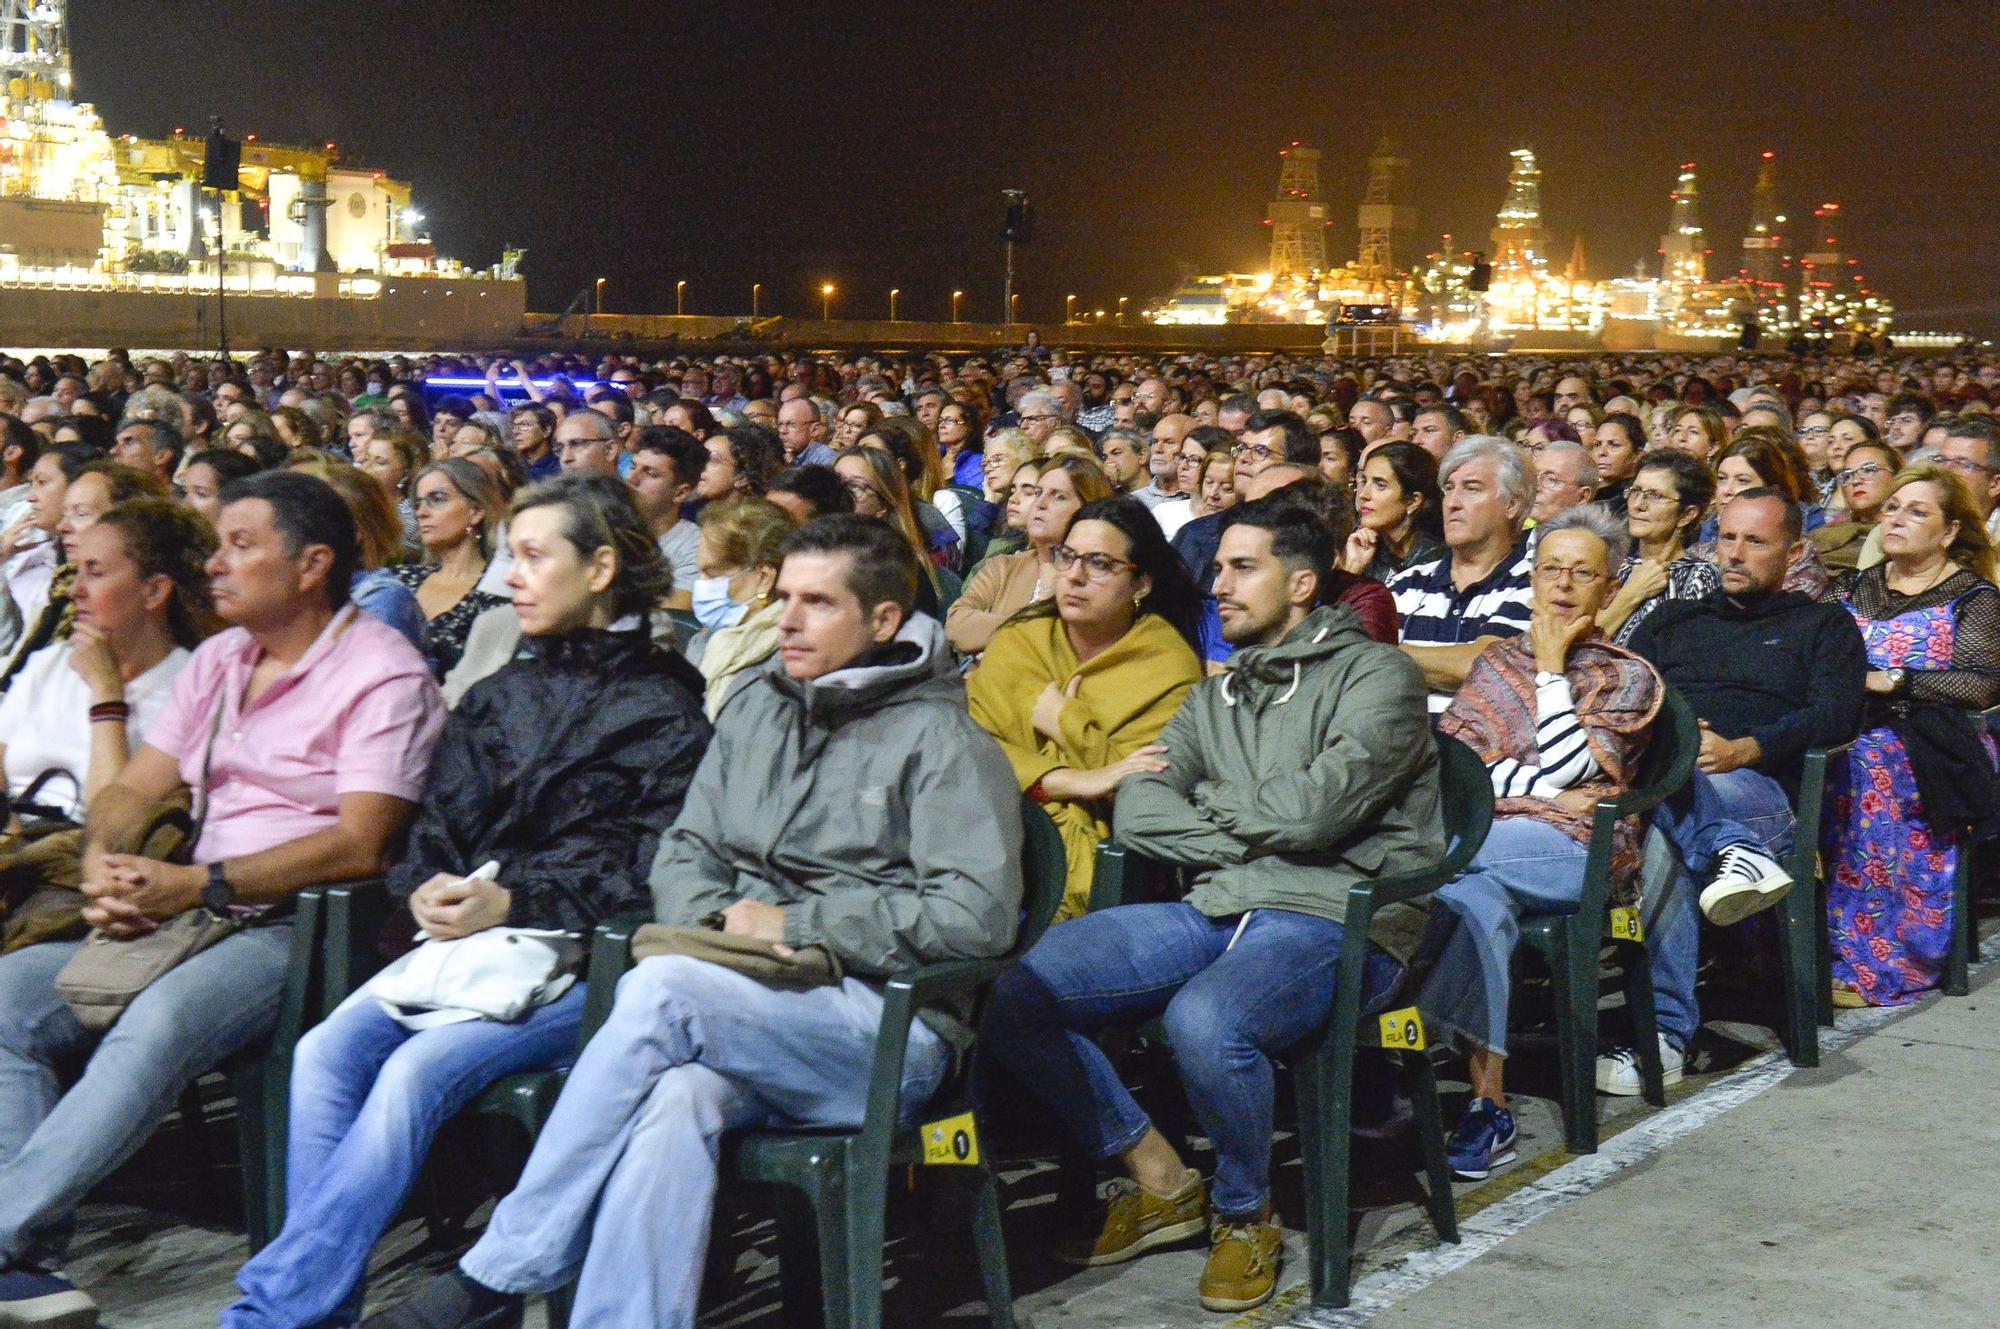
[691,574,749,631]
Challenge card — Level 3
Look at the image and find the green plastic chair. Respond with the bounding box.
[1293,731,1493,1311]
[933,565,965,616]
[1944,704,2000,996]
[1772,742,1846,1062]
[716,796,1066,1329]
[1517,686,1698,1155]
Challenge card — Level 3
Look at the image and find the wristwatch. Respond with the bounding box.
[202,861,236,915]
[1886,667,1907,692]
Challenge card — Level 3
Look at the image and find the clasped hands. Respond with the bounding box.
[79,852,201,938]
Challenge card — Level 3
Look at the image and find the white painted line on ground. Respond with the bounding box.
[1275,933,1998,1328]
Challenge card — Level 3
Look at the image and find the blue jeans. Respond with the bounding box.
[0,926,294,1268]
[1644,767,1796,1047]
[980,903,1401,1220]
[1418,817,1591,1057]
[455,956,948,1329]
[222,986,588,1329]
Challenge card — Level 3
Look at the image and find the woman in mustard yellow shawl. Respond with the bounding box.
[968,498,1206,919]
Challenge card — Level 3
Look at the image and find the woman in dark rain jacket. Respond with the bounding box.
[223,475,710,1329]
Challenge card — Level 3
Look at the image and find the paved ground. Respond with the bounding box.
[57,922,1995,1328]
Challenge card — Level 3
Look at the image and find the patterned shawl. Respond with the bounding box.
[1440,632,1663,901]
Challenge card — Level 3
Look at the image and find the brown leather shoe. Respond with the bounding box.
[1198,1215,1283,1312]
[1054,1168,1208,1267]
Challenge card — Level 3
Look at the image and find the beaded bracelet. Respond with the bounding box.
[88,701,131,724]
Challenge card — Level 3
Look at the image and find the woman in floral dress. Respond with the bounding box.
[1825,465,2000,1006]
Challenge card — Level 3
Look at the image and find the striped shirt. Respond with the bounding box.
[1388,536,1536,711]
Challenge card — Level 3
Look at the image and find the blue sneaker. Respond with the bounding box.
[0,1264,96,1327]
[1446,1096,1517,1182]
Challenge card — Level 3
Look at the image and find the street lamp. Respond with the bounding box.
[1065,294,1077,324]
[1009,292,1020,322]
[889,288,900,321]
[951,289,964,322]
[821,282,835,320]
[594,276,606,315]
[1117,295,1128,325]
[752,282,762,317]
[676,279,686,315]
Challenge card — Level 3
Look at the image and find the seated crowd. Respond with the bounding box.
[0,341,1992,1328]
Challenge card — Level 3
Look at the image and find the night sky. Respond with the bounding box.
[69,1,2000,332]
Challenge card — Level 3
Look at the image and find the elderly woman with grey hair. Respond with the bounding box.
[1422,502,1663,1181]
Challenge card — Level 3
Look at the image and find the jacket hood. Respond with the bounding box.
[1219,605,1371,709]
[766,613,960,724]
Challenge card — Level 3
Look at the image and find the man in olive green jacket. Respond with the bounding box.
[984,496,1441,1315]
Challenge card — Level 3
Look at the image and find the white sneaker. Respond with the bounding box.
[1595,1035,1685,1096]
[1698,843,1792,926]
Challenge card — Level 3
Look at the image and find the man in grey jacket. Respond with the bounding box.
[983,495,1442,1315]
[369,516,1022,1329]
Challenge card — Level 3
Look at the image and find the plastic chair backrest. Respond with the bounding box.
[1015,797,1068,953]
[934,566,965,615]
[1629,687,1701,815]
[1433,733,1495,884]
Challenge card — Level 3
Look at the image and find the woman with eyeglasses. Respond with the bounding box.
[1596,450,1721,645]
[1825,464,2000,1007]
[946,454,1113,658]
[1809,439,1900,582]
[937,400,987,490]
[968,496,1204,920]
[1796,410,1839,504]
[390,458,510,677]
[1822,412,1883,512]
[830,445,950,619]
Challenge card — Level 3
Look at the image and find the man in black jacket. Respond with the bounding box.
[1597,491,1866,1094]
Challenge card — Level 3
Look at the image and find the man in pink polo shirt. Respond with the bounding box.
[0,470,444,1323]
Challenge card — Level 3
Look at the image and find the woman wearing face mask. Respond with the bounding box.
[684,497,796,717]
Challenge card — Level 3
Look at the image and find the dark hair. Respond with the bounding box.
[1242,409,1318,465]
[1186,423,1234,455]
[1414,402,1469,436]
[433,395,476,422]
[185,446,260,488]
[510,401,557,437]
[767,464,854,517]
[119,416,184,472]
[216,469,359,608]
[669,397,718,439]
[1,414,39,474]
[1598,411,1647,452]
[1719,427,1813,504]
[630,424,708,489]
[51,414,114,452]
[1886,391,1936,430]
[585,391,635,427]
[778,512,920,619]
[1218,392,1259,419]
[512,472,675,614]
[1035,496,1205,654]
[94,499,219,647]
[1727,487,1803,544]
[1941,413,2000,455]
[1634,446,1716,542]
[40,440,104,481]
[1218,493,1336,591]
[1363,441,1444,541]
[717,424,785,496]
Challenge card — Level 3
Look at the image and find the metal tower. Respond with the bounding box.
[1659,161,1705,287]
[1265,141,1326,278]
[1741,150,1783,285]
[1489,148,1546,275]
[0,0,70,93]
[1353,136,1412,294]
